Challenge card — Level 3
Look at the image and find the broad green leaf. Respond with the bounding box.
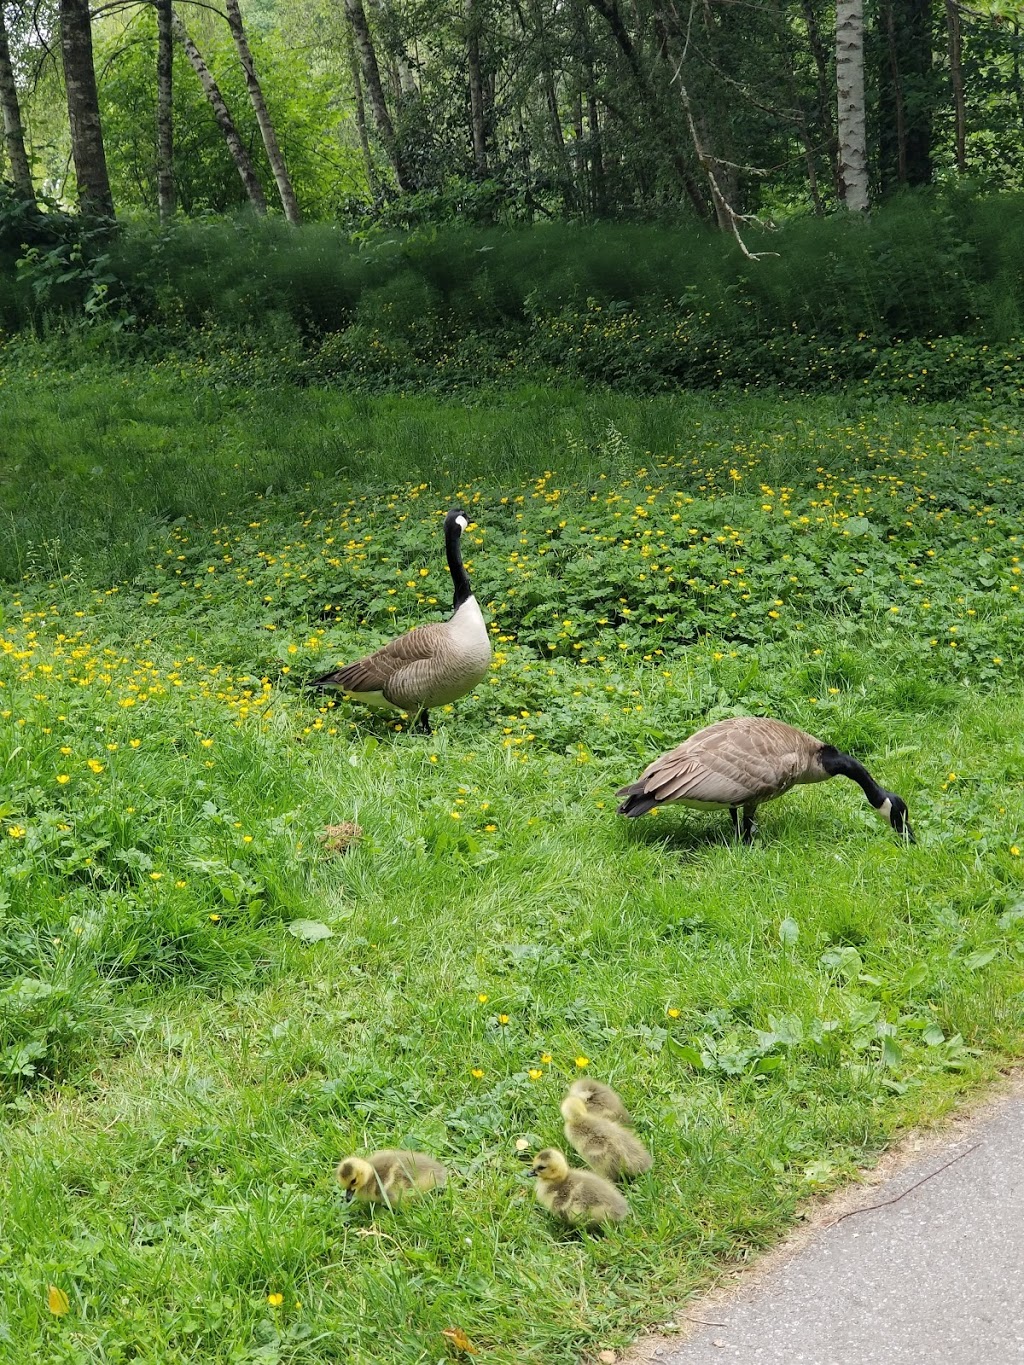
[669,1041,705,1070]
[964,947,997,971]
[287,919,334,943]
[880,1036,902,1068]
[779,917,799,947]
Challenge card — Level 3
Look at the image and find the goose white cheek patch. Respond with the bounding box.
[456,515,469,530]
[877,797,893,821]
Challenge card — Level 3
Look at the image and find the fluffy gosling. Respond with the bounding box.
[560,1094,652,1181]
[528,1147,629,1226]
[335,1149,447,1207]
[567,1077,633,1126]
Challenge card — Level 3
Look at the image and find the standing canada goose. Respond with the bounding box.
[616,716,914,845]
[309,509,491,733]
[527,1147,629,1226]
[560,1094,652,1180]
[566,1078,633,1126]
[335,1149,447,1206]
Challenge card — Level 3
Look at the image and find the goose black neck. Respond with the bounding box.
[445,520,472,610]
[819,745,886,808]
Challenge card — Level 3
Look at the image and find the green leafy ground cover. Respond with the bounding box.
[0,370,1022,1363]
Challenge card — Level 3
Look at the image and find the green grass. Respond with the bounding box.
[0,366,1022,1362]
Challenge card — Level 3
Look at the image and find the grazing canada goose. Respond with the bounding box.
[309,509,491,733]
[567,1077,633,1126]
[335,1149,447,1207]
[560,1094,652,1180]
[616,716,914,845]
[527,1147,629,1226]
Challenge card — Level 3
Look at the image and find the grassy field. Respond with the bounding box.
[0,365,1022,1363]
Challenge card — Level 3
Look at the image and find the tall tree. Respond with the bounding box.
[0,2,34,202]
[59,0,115,216]
[342,0,414,189]
[879,0,934,191]
[836,0,869,210]
[155,0,174,220]
[465,0,488,175]
[171,9,268,214]
[345,20,378,196]
[945,0,966,172]
[223,0,301,223]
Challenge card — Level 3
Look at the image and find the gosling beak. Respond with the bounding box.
[524,1169,538,1179]
[344,1189,355,1203]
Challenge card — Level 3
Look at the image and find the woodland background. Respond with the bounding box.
[0,0,1022,392]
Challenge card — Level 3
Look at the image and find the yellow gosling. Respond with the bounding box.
[560,1094,652,1181]
[335,1150,447,1207]
[528,1147,629,1226]
[567,1077,633,1126]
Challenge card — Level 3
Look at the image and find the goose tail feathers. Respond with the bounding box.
[615,784,658,818]
[306,667,348,690]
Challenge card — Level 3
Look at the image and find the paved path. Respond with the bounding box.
[636,1079,1024,1365]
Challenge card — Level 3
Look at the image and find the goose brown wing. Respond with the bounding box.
[631,717,822,807]
[315,621,448,695]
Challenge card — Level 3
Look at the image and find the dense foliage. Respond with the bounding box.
[2,190,1022,398]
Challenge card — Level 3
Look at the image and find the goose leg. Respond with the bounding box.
[741,806,757,845]
[418,710,432,735]
[730,807,742,842]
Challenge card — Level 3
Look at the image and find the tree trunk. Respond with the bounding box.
[171,9,268,214]
[342,0,414,190]
[0,3,34,202]
[586,0,710,219]
[345,21,378,197]
[367,0,418,98]
[223,0,300,223]
[155,0,175,221]
[770,0,824,212]
[836,0,869,211]
[879,0,907,189]
[945,0,966,172]
[878,0,932,191]
[799,0,840,195]
[59,0,114,217]
[578,2,606,215]
[465,0,488,175]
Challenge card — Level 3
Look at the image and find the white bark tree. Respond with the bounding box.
[836,0,869,211]
[224,0,301,223]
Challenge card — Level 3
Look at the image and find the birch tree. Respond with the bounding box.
[155,0,174,220]
[836,0,869,211]
[171,8,268,214]
[342,0,414,189]
[224,0,301,223]
[0,2,34,202]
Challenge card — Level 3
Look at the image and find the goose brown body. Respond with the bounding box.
[335,1149,447,1206]
[616,716,914,843]
[310,510,490,731]
[560,1095,652,1180]
[528,1147,629,1226]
